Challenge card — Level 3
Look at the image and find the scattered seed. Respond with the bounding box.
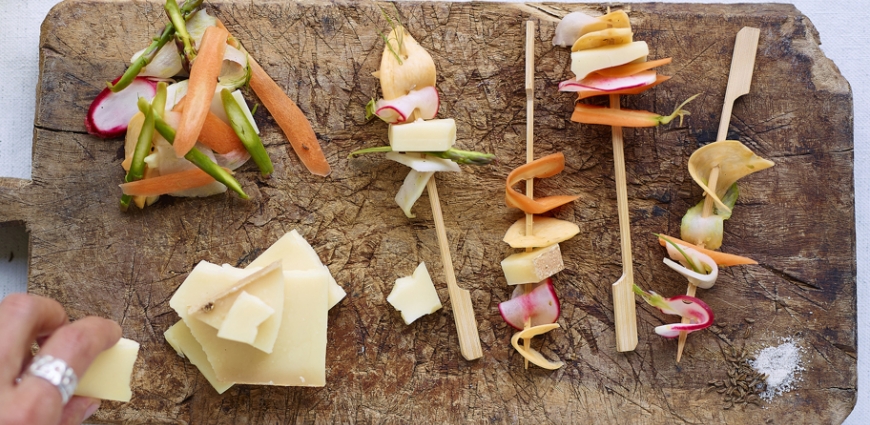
[745,318,756,324]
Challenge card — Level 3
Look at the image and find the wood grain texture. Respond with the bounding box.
[0,1,855,423]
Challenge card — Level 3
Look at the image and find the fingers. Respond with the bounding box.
[59,396,101,425]
[15,316,121,424]
[0,294,68,384]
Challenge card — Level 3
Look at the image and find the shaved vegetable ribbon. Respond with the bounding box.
[511,323,564,370]
[120,167,226,197]
[633,285,714,338]
[498,278,560,330]
[594,57,672,78]
[559,70,657,93]
[505,152,579,214]
[571,93,699,127]
[221,88,273,176]
[348,145,496,166]
[656,234,758,266]
[367,86,440,124]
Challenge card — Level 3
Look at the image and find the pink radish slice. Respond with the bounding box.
[374,86,439,124]
[86,76,157,138]
[559,70,657,93]
[499,278,560,330]
[652,294,714,338]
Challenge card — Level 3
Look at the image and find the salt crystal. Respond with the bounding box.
[750,338,804,401]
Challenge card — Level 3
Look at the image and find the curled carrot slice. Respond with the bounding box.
[506,153,579,214]
[173,25,229,158]
[173,99,245,155]
[571,93,697,127]
[657,234,758,266]
[120,168,227,197]
[594,57,672,78]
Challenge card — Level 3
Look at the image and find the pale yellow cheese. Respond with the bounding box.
[570,41,648,80]
[178,261,285,354]
[176,268,329,386]
[501,243,564,285]
[73,338,139,402]
[164,321,234,394]
[247,230,346,309]
[386,262,442,324]
[502,216,580,248]
[388,118,456,152]
[217,291,276,344]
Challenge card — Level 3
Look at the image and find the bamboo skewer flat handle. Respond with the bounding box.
[610,94,638,352]
[716,27,760,142]
[426,177,483,361]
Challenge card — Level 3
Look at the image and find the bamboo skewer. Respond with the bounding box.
[426,177,483,361]
[521,20,536,369]
[675,26,759,362]
[610,93,638,353]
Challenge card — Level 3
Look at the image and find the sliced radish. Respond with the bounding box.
[559,70,657,93]
[498,278,560,330]
[374,86,439,124]
[634,285,714,338]
[86,76,157,138]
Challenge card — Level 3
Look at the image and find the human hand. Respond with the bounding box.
[0,293,121,425]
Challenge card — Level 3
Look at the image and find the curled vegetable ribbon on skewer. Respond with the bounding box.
[633,285,714,338]
[505,153,580,215]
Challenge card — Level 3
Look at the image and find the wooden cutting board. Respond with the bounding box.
[0,1,855,423]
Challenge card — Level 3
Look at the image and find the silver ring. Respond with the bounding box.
[24,355,78,405]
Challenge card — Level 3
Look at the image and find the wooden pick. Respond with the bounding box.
[426,177,483,361]
[610,94,639,353]
[521,20,535,369]
[676,26,759,363]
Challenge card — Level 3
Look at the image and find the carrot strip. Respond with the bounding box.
[506,152,579,214]
[248,57,331,176]
[172,98,246,155]
[120,168,225,197]
[173,25,229,158]
[657,234,758,266]
[571,92,697,127]
[594,57,673,78]
[576,75,671,100]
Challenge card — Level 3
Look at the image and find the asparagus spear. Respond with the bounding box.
[221,88,273,176]
[165,0,197,63]
[348,146,496,165]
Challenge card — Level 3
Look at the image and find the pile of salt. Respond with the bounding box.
[749,339,804,401]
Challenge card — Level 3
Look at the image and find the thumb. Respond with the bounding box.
[58,396,100,425]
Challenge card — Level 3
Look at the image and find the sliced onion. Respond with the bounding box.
[663,244,719,289]
[187,9,218,49]
[131,42,183,79]
[552,12,596,47]
[217,46,250,91]
[395,170,434,218]
[386,152,460,172]
[374,86,439,124]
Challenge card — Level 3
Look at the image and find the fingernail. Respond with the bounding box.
[83,400,101,421]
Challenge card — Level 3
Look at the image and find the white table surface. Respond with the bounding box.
[1,0,866,422]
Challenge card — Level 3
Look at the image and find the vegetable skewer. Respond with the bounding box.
[675,27,759,362]
[520,20,536,369]
[610,93,639,352]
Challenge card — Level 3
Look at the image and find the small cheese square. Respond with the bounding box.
[389,118,456,152]
[501,243,564,285]
[570,41,649,80]
[165,321,233,394]
[248,230,346,310]
[74,338,140,402]
[387,262,443,324]
[179,261,285,354]
[217,291,276,344]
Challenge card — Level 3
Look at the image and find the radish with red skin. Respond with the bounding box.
[559,70,657,92]
[633,285,714,338]
[86,76,157,138]
[498,278,561,330]
[374,86,439,124]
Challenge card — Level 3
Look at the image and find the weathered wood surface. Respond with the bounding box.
[0,1,855,423]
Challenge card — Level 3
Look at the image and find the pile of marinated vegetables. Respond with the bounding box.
[85,0,329,211]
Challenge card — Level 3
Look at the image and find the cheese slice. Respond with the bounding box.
[217,291,276,344]
[74,338,139,402]
[501,243,564,285]
[570,41,648,80]
[387,262,443,324]
[178,268,330,386]
[389,118,456,152]
[164,321,233,394]
[177,261,285,354]
[247,230,346,309]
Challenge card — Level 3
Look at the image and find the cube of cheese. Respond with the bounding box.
[571,41,648,80]
[164,321,233,394]
[387,262,443,324]
[73,338,139,402]
[501,243,564,285]
[389,118,456,152]
[247,230,346,309]
[176,268,330,386]
[217,291,276,344]
[178,261,285,354]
